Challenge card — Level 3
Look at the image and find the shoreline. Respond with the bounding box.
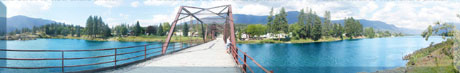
[2,35,402,44]
[236,36,403,44]
[373,39,458,73]
[41,35,204,43]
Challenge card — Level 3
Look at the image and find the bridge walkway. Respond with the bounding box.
[105,37,240,73]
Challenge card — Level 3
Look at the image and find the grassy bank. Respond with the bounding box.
[403,39,457,73]
[376,39,458,73]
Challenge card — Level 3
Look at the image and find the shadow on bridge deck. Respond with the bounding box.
[103,37,240,73]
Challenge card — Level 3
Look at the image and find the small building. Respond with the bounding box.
[174,31,183,36]
[240,33,288,40]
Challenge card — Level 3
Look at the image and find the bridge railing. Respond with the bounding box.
[229,45,273,73]
[0,39,211,73]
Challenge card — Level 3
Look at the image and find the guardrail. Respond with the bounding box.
[229,45,273,73]
[0,39,212,73]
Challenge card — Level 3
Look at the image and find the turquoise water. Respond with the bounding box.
[0,36,446,73]
[236,36,445,73]
[0,39,188,73]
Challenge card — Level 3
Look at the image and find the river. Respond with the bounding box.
[0,36,445,73]
[236,36,445,73]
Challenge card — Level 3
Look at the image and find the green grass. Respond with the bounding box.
[404,39,458,73]
[406,39,454,65]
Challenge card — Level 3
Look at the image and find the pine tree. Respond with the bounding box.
[267,7,274,34]
[133,21,143,36]
[76,26,81,37]
[298,9,305,27]
[306,8,313,38]
[93,16,100,37]
[279,7,289,34]
[273,7,288,40]
[337,23,344,39]
[85,16,94,37]
[312,13,322,41]
[183,23,189,36]
[158,24,164,36]
[323,11,333,36]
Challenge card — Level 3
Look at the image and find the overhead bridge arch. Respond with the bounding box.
[162,5,273,73]
[162,5,237,54]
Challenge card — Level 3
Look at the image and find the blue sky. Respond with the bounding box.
[2,0,460,30]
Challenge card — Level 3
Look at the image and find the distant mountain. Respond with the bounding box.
[431,22,460,34]
[447,22,460,29]
[331,19,421,34]
[7,15,56,32]
[229,11,420,34]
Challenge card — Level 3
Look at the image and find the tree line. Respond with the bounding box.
[8,22,83,37]
[241,7,403,41]
[8,15,197,38]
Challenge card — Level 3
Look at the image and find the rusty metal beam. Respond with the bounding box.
[177,9,207,23]
[205,25,208,42]
[164,5,234,53]
[223,19,229,43]
[228,5,237,50]
[181,8,206,42]
[162,6,184,54]
[181,13,228,15]
[182,8,204,24]
[206,10,227,19]
[206,5,229,10]
[218,6,228,14]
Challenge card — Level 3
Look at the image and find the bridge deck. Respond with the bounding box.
[105,37,240,73]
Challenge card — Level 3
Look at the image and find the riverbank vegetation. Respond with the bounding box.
[403,39,457,73]
[4,15,205,43]
[237,7,403,44]
[376,15,459,73]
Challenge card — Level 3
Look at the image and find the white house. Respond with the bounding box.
[174,31,183,36]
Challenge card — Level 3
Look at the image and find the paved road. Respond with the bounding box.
[104,37,240,73]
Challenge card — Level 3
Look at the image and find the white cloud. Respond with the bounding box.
[119,13,130,19]
[368,2,460,30]
[359,2,378,19]
[137,1,460,31]
[250,1,459,30]
[143,0,179,6]
[138,14,173,27]
[4,1,52,17]
[94,0,122,8]
[234,4,270,16]
[104,13,132,27]
[130,1,140,7]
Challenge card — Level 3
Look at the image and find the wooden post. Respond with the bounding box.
[61,51,64,73]
[181,36,183,49]
[243,54,247,72]
[114,49,117,68]
[144,45,147,59]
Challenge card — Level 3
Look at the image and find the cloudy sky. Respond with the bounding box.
[2,0,460,31]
